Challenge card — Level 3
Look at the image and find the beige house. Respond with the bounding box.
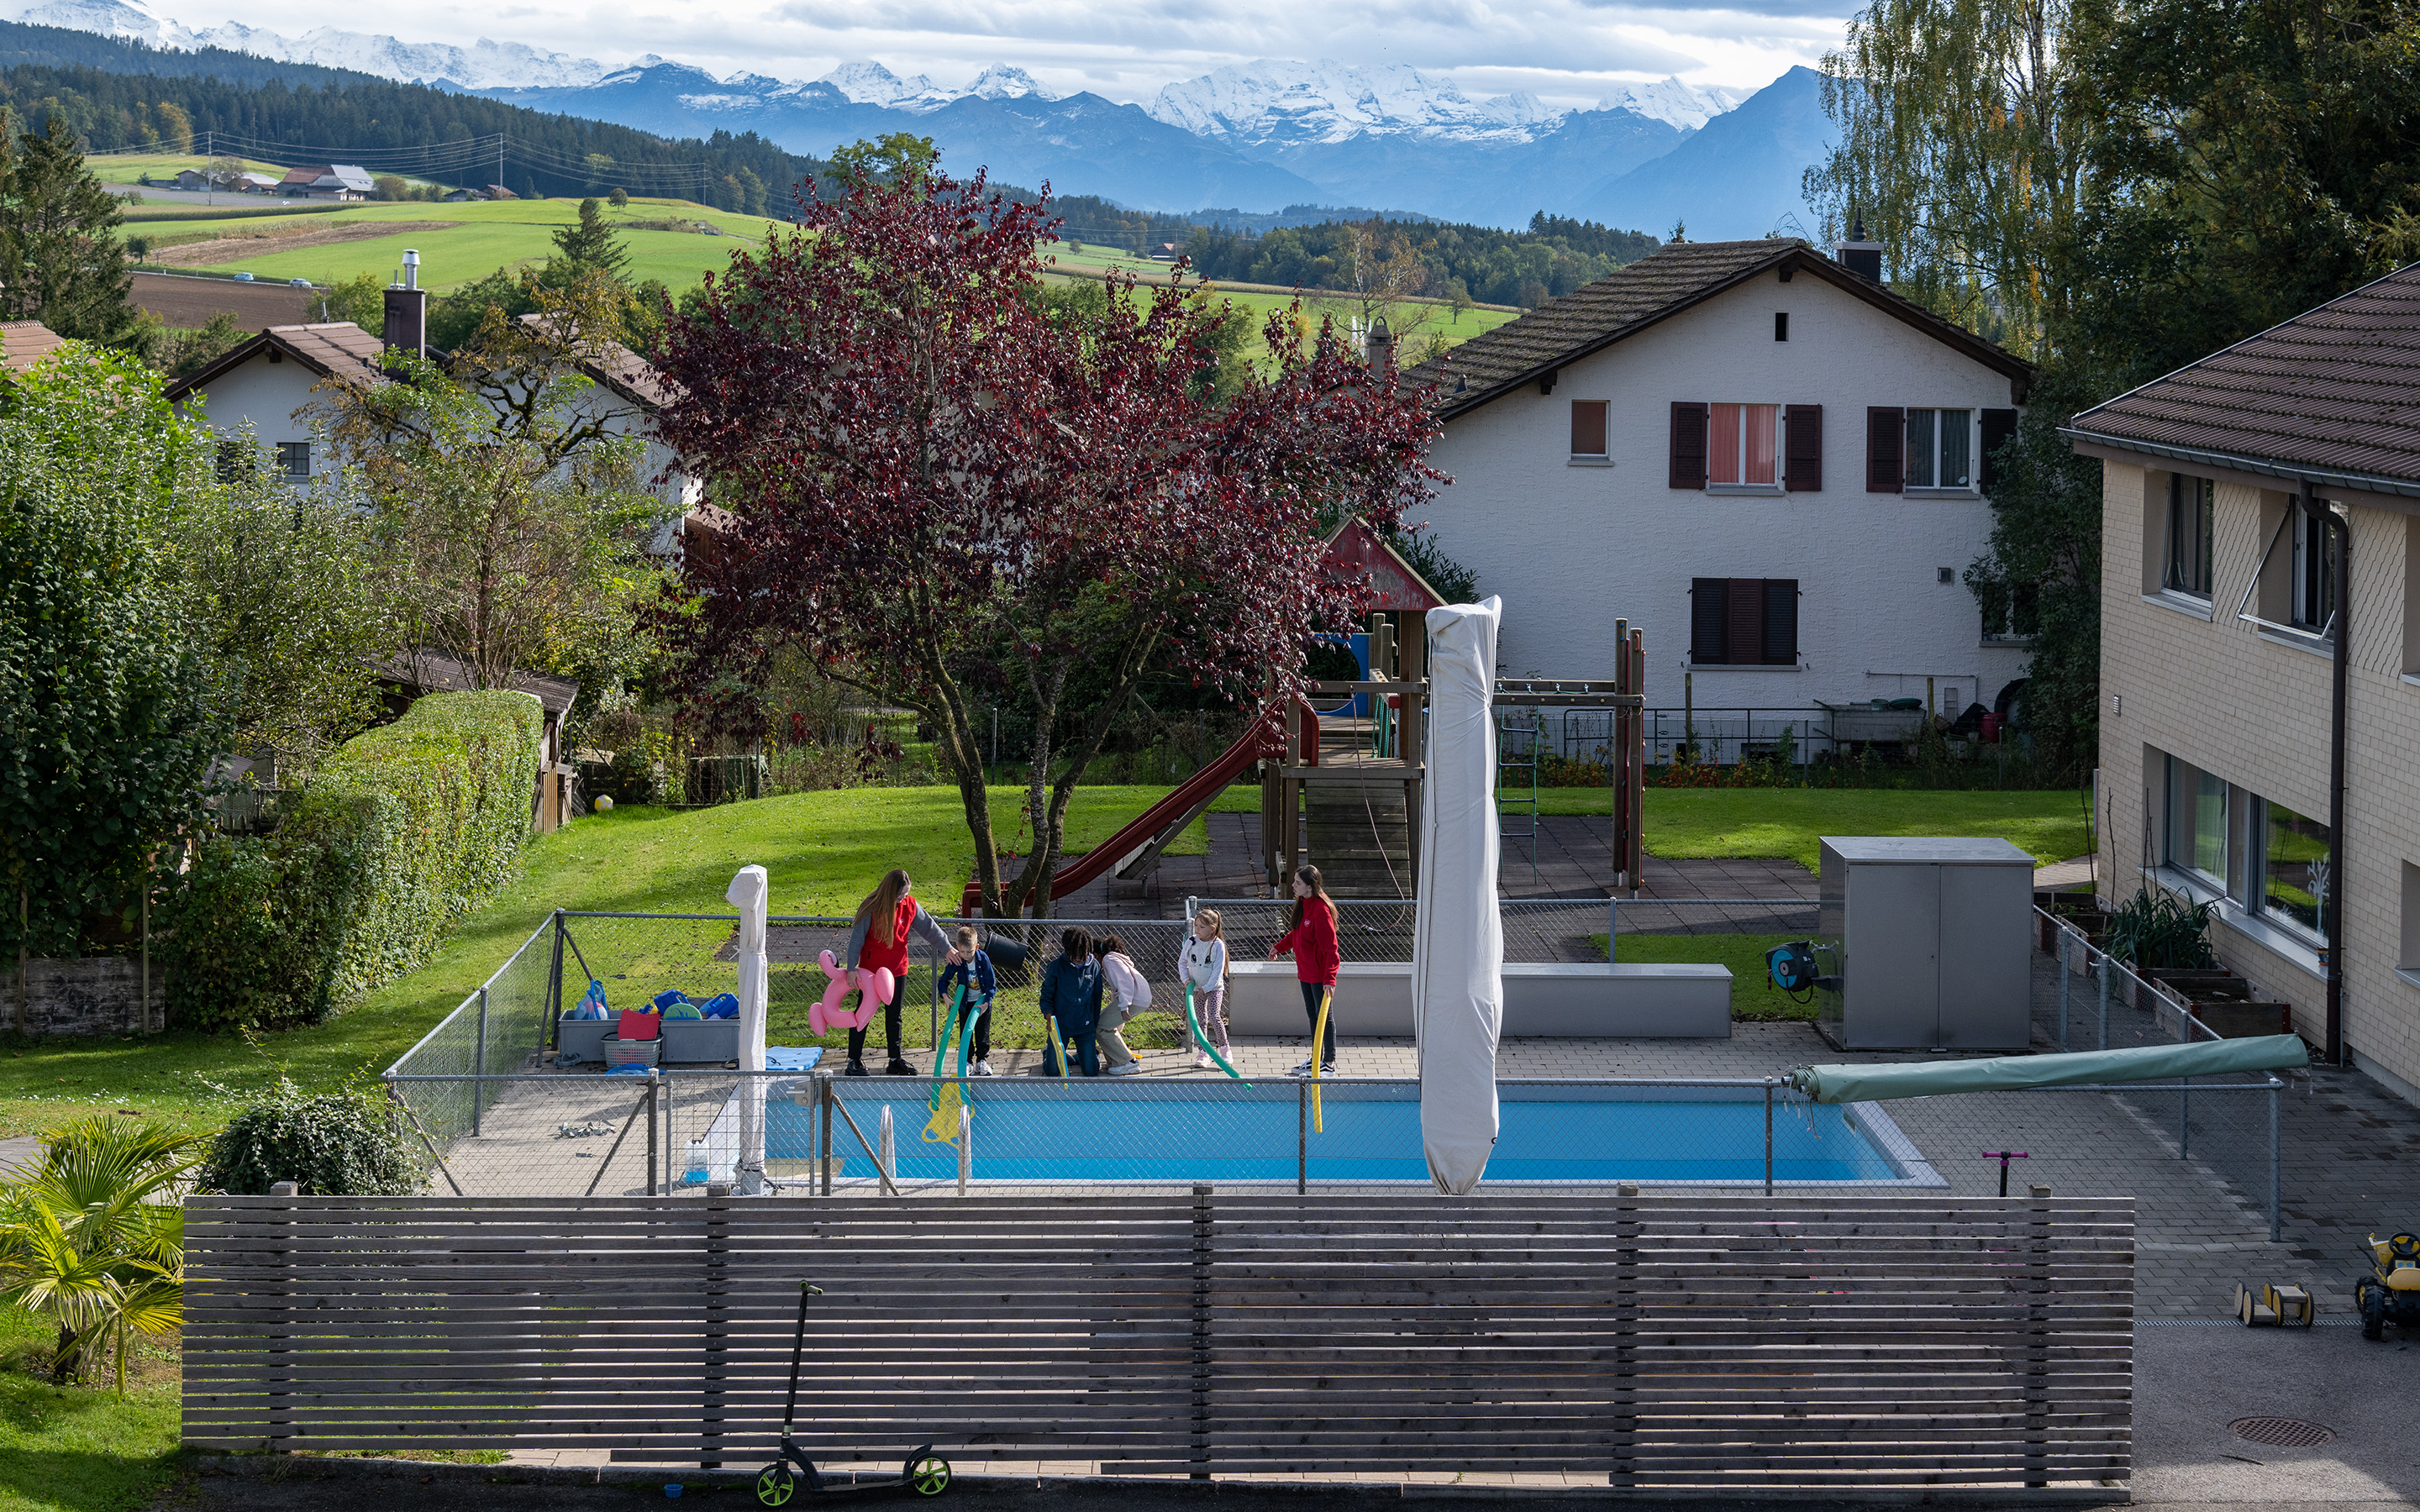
[2066,263,2420,1103]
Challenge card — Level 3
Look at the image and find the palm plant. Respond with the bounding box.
[0,1117,203,1394]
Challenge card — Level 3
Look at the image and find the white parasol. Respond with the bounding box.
[726,864,769,1195]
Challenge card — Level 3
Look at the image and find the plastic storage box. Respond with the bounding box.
[556,1016,613,1068]
[660,1019,739,1064]
[602,1035,661,1068]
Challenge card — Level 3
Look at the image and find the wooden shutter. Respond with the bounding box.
[1690,579,1728,663]
[1979,407,2018,492]
[1866,407,1903,492]
[1784,405,1823,492]
[1726,579,1763,669]
[1670,402,1707,490]
[1762,579,1799,664]
[1571,401,1608,457]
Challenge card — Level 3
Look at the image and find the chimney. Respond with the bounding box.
[1836,213,1883,283]
[382,249,428,359]
[1364,314,1393,368]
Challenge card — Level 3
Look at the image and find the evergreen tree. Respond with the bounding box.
[0,116,138,344]
[550,197,629,282]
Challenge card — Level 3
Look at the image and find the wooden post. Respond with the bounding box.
[819,1074,834,1195]
[1190,1184,1213,1481]
[1628,630,1645,890]
[139,879,150,1035]
[269,1179,297,1452]
[15,884,25,1036]
[1611,1181,1639,1491]
[702,1182,730,1469]
[2024,1183,2053,1488]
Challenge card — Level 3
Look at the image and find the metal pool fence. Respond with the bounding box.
[385,1071,1908,1200]
[1185,895,1818,963]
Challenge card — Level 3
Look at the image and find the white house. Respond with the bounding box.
[1406,238,2035,748]
[276,164,375,201]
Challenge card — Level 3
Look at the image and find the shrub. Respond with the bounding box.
[166,690,543,1029]
[201,1079,420,1196]
[2104,886,2219,971]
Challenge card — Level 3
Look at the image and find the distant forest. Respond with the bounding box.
[1182,213,1660,309]
[0,18,818,211]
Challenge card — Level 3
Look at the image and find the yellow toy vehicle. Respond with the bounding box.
[2356,1232,2420,1340]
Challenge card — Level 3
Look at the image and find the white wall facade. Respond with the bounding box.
[2096,449,2420,1103]
[1420,269,2031,718]
[176,354,329,473]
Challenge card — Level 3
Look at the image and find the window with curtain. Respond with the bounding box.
[2290,500,2335,632]
[2165,755,2228,885]
[1903,408,1974,489]
[1707,403,1779,487]
[2165,474,2214,597]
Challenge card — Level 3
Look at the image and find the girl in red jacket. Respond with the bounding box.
[843,869,957,1076]
[1270,864,1340,1076]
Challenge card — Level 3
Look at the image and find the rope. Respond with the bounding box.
[1363,787,1409,900]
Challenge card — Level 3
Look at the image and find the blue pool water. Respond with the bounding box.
[760,1087,1923,1186]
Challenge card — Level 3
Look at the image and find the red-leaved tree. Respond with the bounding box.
[652,161,1441,916]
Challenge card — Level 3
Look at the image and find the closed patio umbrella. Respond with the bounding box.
[1415,596,1503,1194]
[727,864,769,1195]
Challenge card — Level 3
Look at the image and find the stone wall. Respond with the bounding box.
[9,957,166,1037]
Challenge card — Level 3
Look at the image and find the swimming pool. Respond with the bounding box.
[706,1080,1942,1189]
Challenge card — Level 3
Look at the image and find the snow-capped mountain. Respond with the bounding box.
[1597,77,1753,132]
[818,61,954,112]
[1149,59,1567,147]
[4,0,606,87]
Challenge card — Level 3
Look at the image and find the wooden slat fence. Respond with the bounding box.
[183,1192,2133,1489]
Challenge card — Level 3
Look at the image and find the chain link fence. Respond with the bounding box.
[1186,896,1819,964]
[2034,906,2284,1240]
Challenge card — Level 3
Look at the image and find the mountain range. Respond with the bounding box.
[4,0,1837,235]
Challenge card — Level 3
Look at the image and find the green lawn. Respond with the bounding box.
[133,197,782,292]
[0,1310,181,1512]
[1605,933,1815,1021]
[1527,788,2090,871]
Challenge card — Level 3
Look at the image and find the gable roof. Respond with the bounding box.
[2062,261,2420,497]
[163,322,388,404]
[513,312,679,410]
[1407,239,2032,422]
[0,321,66,371]
[1322,515,1444,612]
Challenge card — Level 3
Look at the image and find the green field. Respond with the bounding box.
[131,197,783,292]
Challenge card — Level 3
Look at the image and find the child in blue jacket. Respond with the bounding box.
[936,926,998,1076]
[1035,926,1102,1077]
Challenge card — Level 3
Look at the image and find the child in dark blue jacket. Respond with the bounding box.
[1036,926,1102,1077]
[936,926,998,1076]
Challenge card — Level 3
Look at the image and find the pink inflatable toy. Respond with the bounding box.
[810,950,896,1035]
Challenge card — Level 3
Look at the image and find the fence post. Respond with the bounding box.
[471,985,489,1137]
[1191,1184,1213,1482]
[819,1074,834,1196]
[2269,1079,2282,1242]
[2057,931,2070,1053]
[1762,1080,1775,1196]
[958,1105,972,1196]
[702,1182,730,1469]
[547,909,566,1054]
[1607,895,1618,965]
[646,1071,660,1196]
[1297,1080,1307,1195]
[2096,951,2111,1051]
[2023,1183,2053,1488]
[269,1179,297,1453]
[2180,1077,2191,1159]
[1610,1181,1639,1493]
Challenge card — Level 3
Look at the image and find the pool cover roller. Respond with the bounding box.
[1413,595,1505,1195]
[1786,1034,2308,1104]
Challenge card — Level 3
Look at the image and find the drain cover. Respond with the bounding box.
[2230,1416,2336,1447]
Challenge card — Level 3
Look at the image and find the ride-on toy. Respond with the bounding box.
[2355,1232,2420,1341]
[755,1284,951,1504]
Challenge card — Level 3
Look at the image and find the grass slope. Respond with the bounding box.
[0,1311,180,1512]
[130,197,781,292]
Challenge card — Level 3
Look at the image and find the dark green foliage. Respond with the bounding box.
[0,18,815,210]
[0,114,139,344]
[201,1079,418,1194]
[1386,525,1479,604]
[428,265,535,354]
[1183,213,1659,308]
[551,197,630,282]
[165,690,542,1030]
[0,344,228,962]
[2067,0,2420,389]
[2104,886,2219,970]
[1964,365,2103,773]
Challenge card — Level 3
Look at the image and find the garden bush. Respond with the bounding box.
[166,690,544,1029]
[201,1078,420,1195]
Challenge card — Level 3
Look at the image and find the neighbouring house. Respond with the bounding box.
[277,164,375,201]
[239,172,281,193]
[484,184,517,201]
[2065,261,2420,1105]
[163,322,387,482]
[375,652,582,833]
[1403,237,2034,751]
[0,321,66,371]
[442,187,488,202]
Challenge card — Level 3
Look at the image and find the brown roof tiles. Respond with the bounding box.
[1407,239,2028,419]
[0,321,66,371]
[2065,264,2420,493]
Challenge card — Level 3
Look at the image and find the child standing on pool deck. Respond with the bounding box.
[1091,934,1147,1078]
[1179,910,1229,1069]
[935,925,997,1077]
[1270,864,1340,1076]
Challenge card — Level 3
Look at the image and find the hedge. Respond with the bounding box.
[167,690,544,1030]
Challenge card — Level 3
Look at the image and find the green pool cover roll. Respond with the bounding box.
[1786,1034,2308,1103]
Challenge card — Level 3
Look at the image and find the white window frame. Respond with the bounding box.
[1705,402,1783,495]
[1903,407,1978,494]
[2250,794,2331,946]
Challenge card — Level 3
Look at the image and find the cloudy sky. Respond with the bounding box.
[145,0,1850,107]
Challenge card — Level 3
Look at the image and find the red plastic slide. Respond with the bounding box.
[961,713,1279,915]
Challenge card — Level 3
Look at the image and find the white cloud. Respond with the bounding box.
[143,0,1849,102]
